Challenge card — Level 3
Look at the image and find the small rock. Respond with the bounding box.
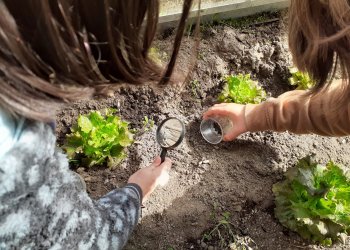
[233,205,242,212]
[202,164,210,171]
[199,160,210,165]
[339,233,347,244]
[192,173,200,180]
[141,95,148,100]
[341,139,346,144]
[76,167,85,174]
[106,90,115,97]
[201,241,207,248]
[104,179,109,184]
[208,246,214,250]
[84,176,92,182]
[240,227,249,235]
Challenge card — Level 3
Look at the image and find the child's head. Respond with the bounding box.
[289,0,350,93]
[0,0,193,122]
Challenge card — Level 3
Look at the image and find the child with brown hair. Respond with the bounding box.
[204,0,350,140]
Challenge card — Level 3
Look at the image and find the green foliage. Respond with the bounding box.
[190,79,200,98]
[142,116,155,132]
[202,212,237,249]
[273,156,350,246]
[219,12,274,29]
[201,211,257,249]
[63,109,134,168]
[148,47,168,65]
[289,67,316,90]
[218,74,266,104]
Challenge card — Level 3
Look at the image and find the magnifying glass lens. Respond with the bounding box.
[158,119,183,147]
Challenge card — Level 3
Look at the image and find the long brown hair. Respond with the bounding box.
[0,0,194,122]
[289,0,350,97]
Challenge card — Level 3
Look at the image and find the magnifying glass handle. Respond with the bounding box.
[160,148,167,163]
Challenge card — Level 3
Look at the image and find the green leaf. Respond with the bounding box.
[62,110,134,168]
[218,74,266,104]
[273,156,350,245]
[289,67,316,90]
[78,116,93,133]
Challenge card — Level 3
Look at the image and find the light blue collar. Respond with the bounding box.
[0,108,25,160]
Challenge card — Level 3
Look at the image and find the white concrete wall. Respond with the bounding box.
[159,0,289,30]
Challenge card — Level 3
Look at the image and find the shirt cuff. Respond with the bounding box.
[124,183,143,204]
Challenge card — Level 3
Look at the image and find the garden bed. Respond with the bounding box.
[56,12,350,250]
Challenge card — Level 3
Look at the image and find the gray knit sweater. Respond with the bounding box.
[0,118,142,250]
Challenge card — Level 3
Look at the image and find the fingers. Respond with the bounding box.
[151,156,171,168]
[223,132,237,141]
[158,157,172,171]
[151,156,162,166]
[203,103,233,119]
[203,108,230,119]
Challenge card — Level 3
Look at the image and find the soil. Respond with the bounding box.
[56,12,350,250]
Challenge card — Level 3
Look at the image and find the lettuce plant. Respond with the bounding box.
[63,109,134,168]
[273,156,350,246]
[289,67,316,90]
[218,74,266,104]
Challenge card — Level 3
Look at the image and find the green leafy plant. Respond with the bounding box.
[218,74,266,104]
[289,67,316,90]
[273,156,350,246]
[63,109,134,168]
[142,116,155,132]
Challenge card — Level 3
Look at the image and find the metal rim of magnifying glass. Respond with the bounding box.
[156,117,186,149]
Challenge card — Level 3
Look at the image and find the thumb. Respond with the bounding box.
[151,156,162,167]
[157,157,172,172]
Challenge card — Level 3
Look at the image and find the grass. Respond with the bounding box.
[201,210,257,249]
[199,11,280,32]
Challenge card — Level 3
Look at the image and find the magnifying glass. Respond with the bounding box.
[156,117,186,163]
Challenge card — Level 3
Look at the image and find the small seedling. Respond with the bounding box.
[201,211,257,249]
[289,67,316,90]
[190,79,200,98]
[218,74,266,104]
[198,51,205,60]
[273,156,350,246]
[63,109,134,168]
[142,116,155,132]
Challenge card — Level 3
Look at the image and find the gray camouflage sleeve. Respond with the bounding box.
[0,121,142,250]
